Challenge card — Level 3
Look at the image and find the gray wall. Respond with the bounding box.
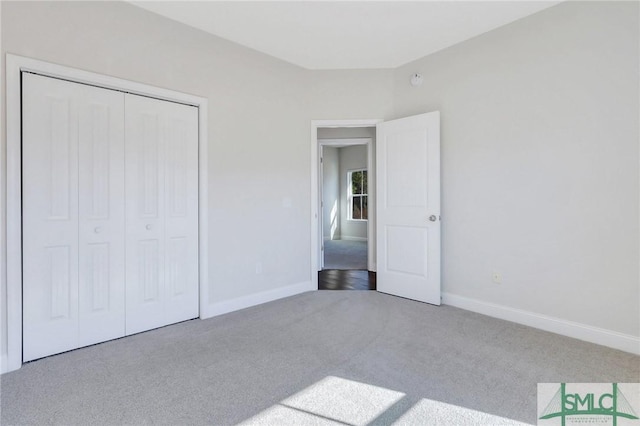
[339,146,368,240]
[392,1,639,336]
[321,146,340,240]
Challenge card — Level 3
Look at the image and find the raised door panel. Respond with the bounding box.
[78,87,126,346]
[385,130,429,209]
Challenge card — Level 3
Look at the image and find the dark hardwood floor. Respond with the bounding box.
[318,270,376,290]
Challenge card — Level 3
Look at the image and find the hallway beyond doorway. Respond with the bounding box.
[323,240,367,270]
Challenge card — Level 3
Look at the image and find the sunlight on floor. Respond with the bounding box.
[238,376,531,425]
[240,376,404,425]
[393,398,530,425]
[283,376,404,424]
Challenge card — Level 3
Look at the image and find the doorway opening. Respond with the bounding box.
[312,123,379,290]
[310,114,441,300]
[320,137,370,270]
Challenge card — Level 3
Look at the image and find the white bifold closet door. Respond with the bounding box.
[22,73,126,361]
[22,73,199,362]
[124,94,199,335]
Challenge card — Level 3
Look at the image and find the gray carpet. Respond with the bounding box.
[324,240,368,270]
[1,291,638,425]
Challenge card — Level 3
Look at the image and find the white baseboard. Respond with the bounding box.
[442,292,640,355]
[202,281,313,319]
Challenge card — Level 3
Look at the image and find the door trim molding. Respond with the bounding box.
[310,119,382,290]
[3,54,209,373]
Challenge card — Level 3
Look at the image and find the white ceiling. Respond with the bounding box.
[130,1,561,70]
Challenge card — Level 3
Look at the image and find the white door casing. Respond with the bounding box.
[376,112,441,305]
[124,94,199,335]
[22,73,126,361]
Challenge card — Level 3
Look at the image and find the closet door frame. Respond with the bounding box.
[4,54,209,374]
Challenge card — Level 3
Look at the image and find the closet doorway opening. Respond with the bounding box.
[4,54,209,374]
[315,125,377,290]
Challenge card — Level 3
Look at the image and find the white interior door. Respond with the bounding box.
[125,94,199,335]
[376,112,441,305]
[22,73,126,361]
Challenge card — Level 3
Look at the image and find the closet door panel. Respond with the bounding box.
[78,86,126,347]
[23,72,199,360]
[164,108,199,325]
[22,73,126,361]
[22,73,81,361]
[125,94,198,334]
[125,96,166,335]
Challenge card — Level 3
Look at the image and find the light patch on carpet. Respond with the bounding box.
[240,376,404,425]
[283,376,404,424]
[393,398,531,425]
[239,404,345,425]
[239,375,529,425]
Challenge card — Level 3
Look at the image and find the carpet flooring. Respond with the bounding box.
[324,240,368,270]
[1,291,638,425]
